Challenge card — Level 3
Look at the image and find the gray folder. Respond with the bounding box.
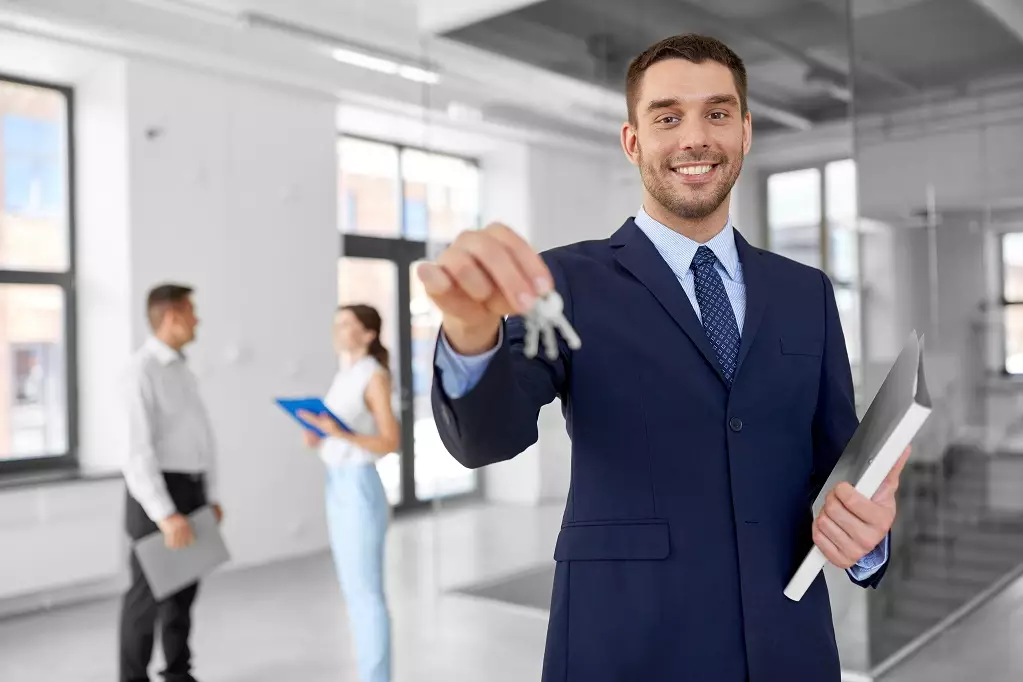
[133,505,230,601]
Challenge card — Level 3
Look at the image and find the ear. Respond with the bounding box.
[621,121,640,167]
[742,111,752,156]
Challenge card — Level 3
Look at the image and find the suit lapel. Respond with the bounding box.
[611,219,728,386]
[734,230,768,378]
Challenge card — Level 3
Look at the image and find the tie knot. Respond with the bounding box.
[691,245,717,270]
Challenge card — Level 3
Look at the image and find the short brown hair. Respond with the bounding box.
[147,283,193,329]
[625,34,748,124]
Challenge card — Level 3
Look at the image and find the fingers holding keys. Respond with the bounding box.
[416,223,554,354]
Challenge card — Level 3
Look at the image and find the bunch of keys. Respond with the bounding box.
[523,290,582,360]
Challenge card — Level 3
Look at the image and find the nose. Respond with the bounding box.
[676,117,712,153]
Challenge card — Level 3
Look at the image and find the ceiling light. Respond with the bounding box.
[331,48,398,75]
[331,47,440,85]
[397,65,440,85]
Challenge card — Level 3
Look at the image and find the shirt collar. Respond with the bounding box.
[145,336,183,365]
[633,205,740,281]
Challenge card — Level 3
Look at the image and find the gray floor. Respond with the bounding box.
[0,501,1020,682]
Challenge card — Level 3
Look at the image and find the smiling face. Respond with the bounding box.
[333,308,375,355]
[622,57,752,233]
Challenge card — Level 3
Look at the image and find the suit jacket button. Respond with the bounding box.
[729,417,743,432]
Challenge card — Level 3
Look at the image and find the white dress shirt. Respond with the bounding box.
[121,336,218,522]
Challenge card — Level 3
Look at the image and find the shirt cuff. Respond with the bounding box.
[846,534,889,581]
[435,324,503,399]
[142,494,178,524]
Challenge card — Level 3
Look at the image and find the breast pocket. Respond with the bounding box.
[780,336,824,357]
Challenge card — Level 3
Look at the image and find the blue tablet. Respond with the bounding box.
[274,397,353,437]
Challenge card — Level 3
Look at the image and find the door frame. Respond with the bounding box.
[341,234,481,513]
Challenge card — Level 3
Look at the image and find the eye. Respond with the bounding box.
[657,115,680,125]
[708,111,728,120]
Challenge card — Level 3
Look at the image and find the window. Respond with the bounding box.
[766,159,862,375]
[0,75,76,475]
[337,135,480,242]
[1001,233,1023,374]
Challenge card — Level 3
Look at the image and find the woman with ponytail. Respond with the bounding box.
[297,303,398,682]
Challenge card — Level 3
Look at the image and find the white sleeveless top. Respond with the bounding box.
[319,356,384,467]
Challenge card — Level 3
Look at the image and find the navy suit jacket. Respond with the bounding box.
[431,219,888,682]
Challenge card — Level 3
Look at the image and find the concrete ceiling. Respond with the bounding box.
[440,0,1023,132]
[5,0,1023,142]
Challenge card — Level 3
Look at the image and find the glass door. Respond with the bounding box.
[340,236,479,512]
[337,255,402,505]
[410,260,477,500]
[338,134,481,512]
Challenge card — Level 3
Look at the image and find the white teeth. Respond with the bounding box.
[673,165,714,175]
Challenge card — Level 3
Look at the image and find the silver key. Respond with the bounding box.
[542,323,558,361]
[523,311,541,359]
[534,291,582,351]
[521,291,582,360]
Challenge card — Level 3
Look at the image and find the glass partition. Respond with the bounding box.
[849,0,1023,674]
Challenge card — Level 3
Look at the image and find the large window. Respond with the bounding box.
[1001,233,1023,374]
[338,136,479,242]
[766,159,862,377]
[0,75,75,475]
[338,135,480,510]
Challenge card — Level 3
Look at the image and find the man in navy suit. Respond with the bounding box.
[417,34,909,682]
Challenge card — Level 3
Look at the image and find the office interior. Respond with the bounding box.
[0,0,1021,680]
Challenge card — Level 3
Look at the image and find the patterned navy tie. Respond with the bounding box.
[691,245,741,384]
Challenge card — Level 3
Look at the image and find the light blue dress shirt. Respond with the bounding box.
[434,206,888,579]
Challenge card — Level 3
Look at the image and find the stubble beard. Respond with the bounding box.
[638,145,744,222]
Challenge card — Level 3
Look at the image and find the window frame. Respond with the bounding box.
[0,72,78,478]
[761,157,864,403]
[999,231,1023,375]
[339,132,481,241]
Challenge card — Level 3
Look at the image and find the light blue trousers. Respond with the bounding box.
[325,463,391,682]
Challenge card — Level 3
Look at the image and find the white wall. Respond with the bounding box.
[76,58,132,475]
[125,59,340,568]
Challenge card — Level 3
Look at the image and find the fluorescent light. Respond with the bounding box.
[331,48,398,75]
[331,47,440,85]
[397,65,440,85]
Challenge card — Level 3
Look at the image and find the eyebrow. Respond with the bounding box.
[646,94,740,113]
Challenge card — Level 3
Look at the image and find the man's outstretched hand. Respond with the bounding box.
[813,446,911,569]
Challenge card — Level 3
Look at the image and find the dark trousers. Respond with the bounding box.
[119,473,207,682]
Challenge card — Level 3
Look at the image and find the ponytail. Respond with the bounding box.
[368,336,390,371]
[340,303,390,373]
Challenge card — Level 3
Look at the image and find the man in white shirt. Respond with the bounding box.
[118,283,222,682]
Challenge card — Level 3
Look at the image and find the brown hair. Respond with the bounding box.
[146,283,193,330]
[625,34,748,124]
[341,304,390,370]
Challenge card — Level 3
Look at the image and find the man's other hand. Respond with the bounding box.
[813,446,911,569]
[157,513,195,549]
